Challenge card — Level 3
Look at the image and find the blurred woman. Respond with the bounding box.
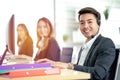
[34,17,60,61]
[17,23,33,57]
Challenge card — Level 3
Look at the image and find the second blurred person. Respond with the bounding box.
[17,23,33,57]
[34,17,60,61]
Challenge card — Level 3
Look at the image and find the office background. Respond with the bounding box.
[0,0,120,55]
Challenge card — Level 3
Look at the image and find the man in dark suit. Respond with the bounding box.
[36,7,116,80]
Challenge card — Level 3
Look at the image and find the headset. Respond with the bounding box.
[96,13,101,26]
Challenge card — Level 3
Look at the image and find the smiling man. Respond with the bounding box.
[72,7,116,80]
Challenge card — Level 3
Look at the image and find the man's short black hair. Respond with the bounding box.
[78,7,101,26]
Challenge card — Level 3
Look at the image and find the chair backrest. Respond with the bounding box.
[109,49,120,80]
[114,63,120,80]
[60,47,73,63]
[114,49,120,80]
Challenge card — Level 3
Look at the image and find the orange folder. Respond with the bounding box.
[9,68,60,78]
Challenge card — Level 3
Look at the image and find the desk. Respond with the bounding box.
[1,55,90,80]
[0,69,90,80]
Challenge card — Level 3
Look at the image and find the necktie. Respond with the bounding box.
[77,47,84,64]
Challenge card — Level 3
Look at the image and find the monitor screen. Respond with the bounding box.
[6,14,15,54]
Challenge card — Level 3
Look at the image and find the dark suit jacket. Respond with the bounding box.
[34,38,60,61]
[74,34,116,80]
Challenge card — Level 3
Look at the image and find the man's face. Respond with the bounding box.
[79,13,99,40]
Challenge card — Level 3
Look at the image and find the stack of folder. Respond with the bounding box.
[0,63,60,78]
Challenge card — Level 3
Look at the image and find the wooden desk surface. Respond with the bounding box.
[0,69,90,80]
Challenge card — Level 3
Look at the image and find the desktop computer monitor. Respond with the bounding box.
[0,14,15,65]
[6,14,15,54]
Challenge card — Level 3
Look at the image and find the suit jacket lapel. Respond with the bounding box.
[83,34,103,66]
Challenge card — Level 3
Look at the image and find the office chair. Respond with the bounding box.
[114,62,120,80]
[60,47,73,63]
[109,49,120,80]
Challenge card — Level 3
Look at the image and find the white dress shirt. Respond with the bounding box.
[71,33,99,65]
[78,34,100,65]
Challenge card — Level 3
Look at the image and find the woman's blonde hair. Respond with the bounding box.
[36,17,54,51]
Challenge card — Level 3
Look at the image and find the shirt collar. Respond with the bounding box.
[83,33,100,49]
